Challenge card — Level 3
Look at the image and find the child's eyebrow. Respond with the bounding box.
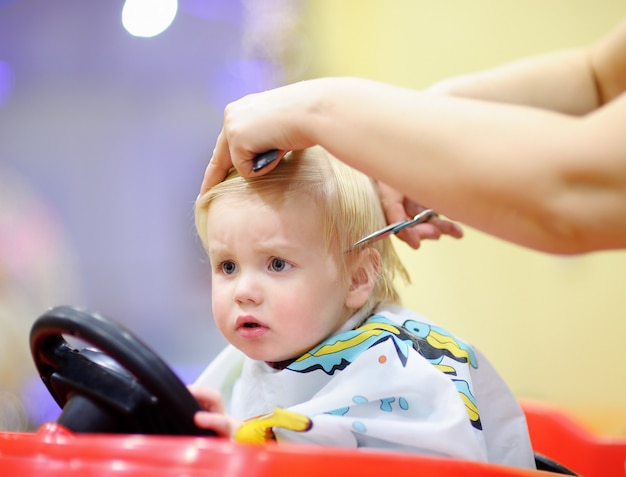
[207,239,306,257]
[205,242,231,258]
[253,241,303,255]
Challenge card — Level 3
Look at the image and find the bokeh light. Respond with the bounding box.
[121,0,178,38]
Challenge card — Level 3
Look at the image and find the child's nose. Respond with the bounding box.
[233,272,263,305]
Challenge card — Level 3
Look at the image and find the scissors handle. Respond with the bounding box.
[252,150,280,172]
[390,209,436,234]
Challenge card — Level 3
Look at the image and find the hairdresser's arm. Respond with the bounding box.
[380,20,626,252]
[429,19,626,111]
[203,20,626,254]
[379,21,626,250]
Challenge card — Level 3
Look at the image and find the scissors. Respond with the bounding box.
[352,209,437,248]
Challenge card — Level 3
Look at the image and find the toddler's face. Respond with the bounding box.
[205,192,353,363]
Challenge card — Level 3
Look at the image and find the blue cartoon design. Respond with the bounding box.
[285,315,482,430]
[402,319,478,368]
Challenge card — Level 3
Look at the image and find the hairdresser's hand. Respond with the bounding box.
[188,385,242,438]
[376,181,464,249]
[200,82,322,195]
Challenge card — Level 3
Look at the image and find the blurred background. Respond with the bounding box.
[0,0,302,429]
[1,0,625,436]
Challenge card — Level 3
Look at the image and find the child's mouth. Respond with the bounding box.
[236,316,268,338]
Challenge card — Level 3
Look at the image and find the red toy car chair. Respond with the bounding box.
[522,400,626,477]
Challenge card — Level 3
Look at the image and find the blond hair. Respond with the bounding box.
[195,146,410,315]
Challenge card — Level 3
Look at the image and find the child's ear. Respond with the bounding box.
[345,248,381,309]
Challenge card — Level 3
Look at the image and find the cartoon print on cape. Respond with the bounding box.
[286,315,482,430]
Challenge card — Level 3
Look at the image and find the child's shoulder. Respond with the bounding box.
[370,304,478,368]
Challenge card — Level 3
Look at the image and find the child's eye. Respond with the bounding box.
[269,258,292,272]
[220,260,238,275]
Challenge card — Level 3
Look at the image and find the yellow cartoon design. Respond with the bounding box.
[234,407,312,444]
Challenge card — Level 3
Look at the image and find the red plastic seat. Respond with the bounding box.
[0,422,539,477]
[1,401,624,476]
[521,400,626,477]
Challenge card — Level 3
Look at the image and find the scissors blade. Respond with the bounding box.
[352,209,436,248]
[352,221,406,248]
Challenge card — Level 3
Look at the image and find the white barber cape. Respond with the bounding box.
[195,304,535,469]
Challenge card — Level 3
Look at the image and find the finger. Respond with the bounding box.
[377,184,421,248]
[431,217,464,238]
[412,223,443,240]
[193,411,233,437]
[395,220,463,249]
[187,385,225,413]
[403,199,427,218]
[395,224,435,249]
[385,202,408,225]
[378,190,408,225]
[199,131,232,196]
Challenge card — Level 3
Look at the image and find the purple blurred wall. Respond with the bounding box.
[0,0,283,377]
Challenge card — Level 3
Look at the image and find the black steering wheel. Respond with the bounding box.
[30,305,216,436]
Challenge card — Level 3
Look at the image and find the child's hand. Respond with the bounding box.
[187,385,242,438]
